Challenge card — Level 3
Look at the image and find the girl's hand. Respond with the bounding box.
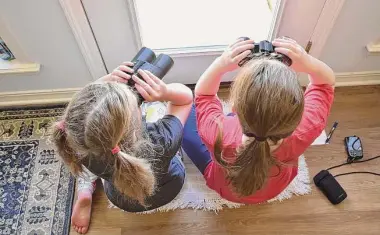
[98,61,134,83]
[132,70,168,102]
[216,38,255,73]
[272,38,316,73]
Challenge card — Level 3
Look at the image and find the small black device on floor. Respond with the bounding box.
[344,135,363,162]
[125,47,174,103]
[313,170,347,205]
[314,135,380,205]
[237,37,292,67]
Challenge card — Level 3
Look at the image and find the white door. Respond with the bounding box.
[81,0,327,84]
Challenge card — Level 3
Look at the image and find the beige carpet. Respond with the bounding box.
[110,101,324,213]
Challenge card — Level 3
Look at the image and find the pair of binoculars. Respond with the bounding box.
[126,47,174,103]
[126,38,291,103]
[126,47,174,86]
[238,37,292,67]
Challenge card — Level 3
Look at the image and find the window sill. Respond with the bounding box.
[0,60,40,74]
[366,42,380,54]
[153,45,225,58]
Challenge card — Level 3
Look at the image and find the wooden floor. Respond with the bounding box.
[71,85,380,235]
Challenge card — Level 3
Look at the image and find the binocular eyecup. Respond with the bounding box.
[237,37,292,67]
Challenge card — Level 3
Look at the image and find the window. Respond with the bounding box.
[0,37,15,61]
[134,0,278,50]
[79,0,325,84]
[0,36,39,74]
[366,38,380,54]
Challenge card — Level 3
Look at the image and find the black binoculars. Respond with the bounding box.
[126,47,174,86]
[126,47,174,103]
[238,37,292,67]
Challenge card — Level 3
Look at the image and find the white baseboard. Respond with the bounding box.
[1,71,380,108]
[334,71,380,86]
[298,71,380,87]
[0,88,80,108]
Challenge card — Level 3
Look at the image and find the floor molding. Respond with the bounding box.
[1,71,380,108]
[0,88,80,108]
[335,71,380,86]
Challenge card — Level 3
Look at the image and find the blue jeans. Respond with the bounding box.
[182,105,212,174]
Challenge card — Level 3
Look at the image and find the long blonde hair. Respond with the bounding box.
[214,58,304,197]
[51,82,155,205]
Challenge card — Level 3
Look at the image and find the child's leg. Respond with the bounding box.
[182,104,212,174]
[71,166,98,234]
[77,167,97,193]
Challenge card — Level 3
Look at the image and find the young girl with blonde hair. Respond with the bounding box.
[182,37,335,202]
[52,63,192,234]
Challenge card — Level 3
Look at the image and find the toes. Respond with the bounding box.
[79,227,85,234]
[82,226,89,234]
[73,225,80,233]
[74,225,89,234]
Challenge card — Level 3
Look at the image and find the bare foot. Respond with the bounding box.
[71,190,92,234]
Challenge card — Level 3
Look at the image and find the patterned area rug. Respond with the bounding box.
[0,107,74,235]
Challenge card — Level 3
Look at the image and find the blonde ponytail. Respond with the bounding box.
[51,122,82,175]
[113,151,155,205]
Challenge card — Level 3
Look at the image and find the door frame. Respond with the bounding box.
[59,0,107,79]
[60,0,345,82]
[309,0,346,58]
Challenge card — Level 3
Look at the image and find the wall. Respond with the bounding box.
[320,0,380,72]
[0,0,92,92]
[277,0,325,49]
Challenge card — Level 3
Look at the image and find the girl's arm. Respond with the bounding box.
[194,60,225,96]
[272,38,335,86]
[163,83,193,125]
[132,70,193,125]
[308,59,335,86]
[195,39,255,96]
[165,83,193,106]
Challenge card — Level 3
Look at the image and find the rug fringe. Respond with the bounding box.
[106,188,242,214]
[138,198,242,214]
[268,155,311,202]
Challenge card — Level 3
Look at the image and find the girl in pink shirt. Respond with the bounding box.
[182,37,335,203]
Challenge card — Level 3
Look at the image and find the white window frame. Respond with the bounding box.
[0,15,41,74]
[61,0,345,84]
[129,0,285,57]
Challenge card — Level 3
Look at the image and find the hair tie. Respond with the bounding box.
[111,145,121,155]
[244,133,267,142]
[57,121,65,131]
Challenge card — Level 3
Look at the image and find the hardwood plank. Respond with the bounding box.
[73,85,380,235]
[70,228,121,235]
